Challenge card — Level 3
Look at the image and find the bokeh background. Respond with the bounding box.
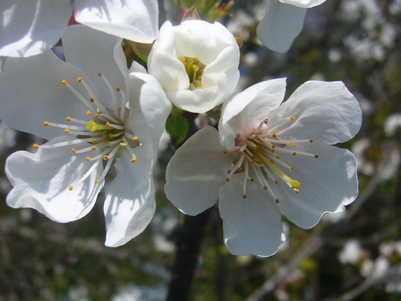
[1,0,401,300]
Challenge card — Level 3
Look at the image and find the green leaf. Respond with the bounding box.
[166,115,189,144]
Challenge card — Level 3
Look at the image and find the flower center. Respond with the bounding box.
[36,73,140,191]
[223,117,319,203]
[179,56,205,90]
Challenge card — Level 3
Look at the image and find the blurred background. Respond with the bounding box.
[1,0,401,300]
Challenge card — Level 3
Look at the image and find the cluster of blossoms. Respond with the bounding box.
[0,0,361,256]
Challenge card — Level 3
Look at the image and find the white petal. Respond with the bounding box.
[128,72,172,152]
[5,136,104,223]
[75,0,159,43]
[0,0,71,57]
[0,50,97,140]
[219,78,287,149]
[279,0,326,8]
[104,146,155,247]
[219,175,284,256]
[165,127,232,216]
[257,0,307,53]
[274,143,358,229]
[269,81,362,144]
[62,25,129,109]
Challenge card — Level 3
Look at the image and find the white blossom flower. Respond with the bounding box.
[257,0,326,53]
[0,0,159,57]
[0,25,171,247]
[165,78,361,256]
[148,20,240,113]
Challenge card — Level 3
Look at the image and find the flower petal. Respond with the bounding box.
[104,145,155,247]
[165,127,232,216]
[74,0,159,43]
[0,0,71,57]
[274,143,358,229]
[0,50,97,140]
[128,72,172,153]
[279,0,326,8]
[257,0,307,53]
[269,81,362,144]
[219,175,284,256]
[5,136,104,223]
[62,25,129,109]
[219,78,287,149]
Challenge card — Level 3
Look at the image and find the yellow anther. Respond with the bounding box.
[250,178,254,182]
[263,186,268,190]
[130,158,136,163]
[243,194,247,199]
[102,141,109,145]
[235,37,243,47]
[295,189,300,194]
[270,159,274,163]
[237,150,243,154]
[108,133,114,138]
[276,156,280,159]
[272,145,276,148]
[236,133,241,137]
[86,110,92,115]
[237,167,242,172]
[293,152,297,156]
[86,157,91,161]
[33,143,39,148]
[314,155,319,158]
[290,168,295,172]
[64,129,70,133]
[97,72,102,76]
[95,113,99,117]
[116,87,121,92]
[102,133,107,137]
[43,121,50,126]
[77,77,82,82]
[119,142,125,147]
[275,199,280,204]
[309,139,314,143]
[71,148,76,153]
[68,186,74,191]
[192,65,199,72]
[274,180,279,184]
[290,116,295,120]
[91,146,97,150]
[86,120,113,132]
[272,134,277,138]
[225,177,230,182]
[62,80,68,85]
[223,149,228,154]
[66,116,71,121]
[289,142,295,147]
[90,98,95,103]
[106,122,110,126]
[103,155,109,160]
[179,57,185,63]
[94,179,99,184]
[133,136,139,141]
[89,138,95,143]
[264,120,268,124]
[255,135,259,139]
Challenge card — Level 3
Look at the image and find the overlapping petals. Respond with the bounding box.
[165,79,361,256]
[0,25,171,246]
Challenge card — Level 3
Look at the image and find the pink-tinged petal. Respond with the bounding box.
[0,50,98,140]
[220,78,287,149]
[273,142,358,229]
[279,0,326,8]
[62,25,129,108]
[75,0,159,43]
[0,0,71,57]
[269,81,362,144]
[5,136,104,223]
[257,0,307,53]
[104,145,155,247]
[165,127,233,216]
[219,175,284,256]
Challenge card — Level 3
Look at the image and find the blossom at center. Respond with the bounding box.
[178,56,206,90]
[223,117,319,202]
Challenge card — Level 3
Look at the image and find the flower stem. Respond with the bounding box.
[165,208,212,301]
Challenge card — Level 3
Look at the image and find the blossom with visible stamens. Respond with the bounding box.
[148,20,240,113]
[165,78,361,256]
[0,25,171,247]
